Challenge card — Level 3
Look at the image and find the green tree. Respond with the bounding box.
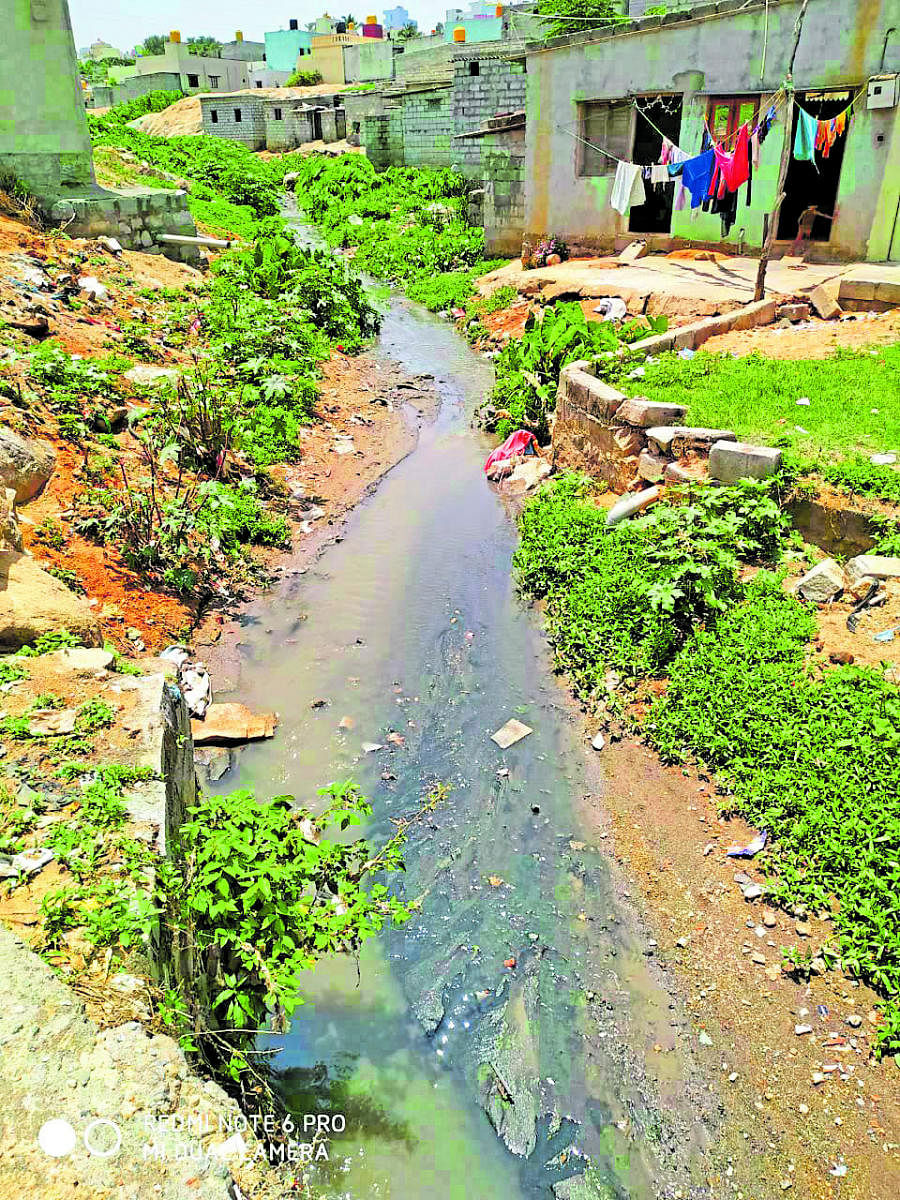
[397,22,421,39]
[535,0,621,39]
[141,34,166,56]
[186,35,222,57]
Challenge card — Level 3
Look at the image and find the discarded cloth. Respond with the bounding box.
[610,160,646,215]
[794,108,818,162]
[681,149,716,209]
[484,429,539,477]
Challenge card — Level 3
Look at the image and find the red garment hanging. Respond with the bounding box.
[711,123,751,193]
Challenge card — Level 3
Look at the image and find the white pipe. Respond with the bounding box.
[156,233,242,249]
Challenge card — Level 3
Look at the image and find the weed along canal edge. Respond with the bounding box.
[200,296,733,1200]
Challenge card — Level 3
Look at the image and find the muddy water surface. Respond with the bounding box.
[210,300,720,1200]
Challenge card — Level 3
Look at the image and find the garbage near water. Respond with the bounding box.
[491,718,534,748]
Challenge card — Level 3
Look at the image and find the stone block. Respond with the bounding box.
[875,281,900,305]
[664,460,709,486]
[646,426,677,454]
[845,555,900,584]
[730,298,777,330]
[708,440,782,483]
[838,279,876,303]
[637,450,668,482]
[669,427,736,458]
[775,303,811,322]
[808,284,842,320]
[796,558,845,603]
[615,397,688,428]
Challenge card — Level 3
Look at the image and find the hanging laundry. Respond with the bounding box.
[667,148,690,212]
[750,130,761,170]
[660,136,675,166]
[713,123,751,192]
[793,108,818,162]
[650,164,670,186]
[758,104,777,145]
[610,161,645,215]
[681,149,716,209]
[835,110,848,137]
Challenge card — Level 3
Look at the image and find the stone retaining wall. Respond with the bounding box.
[48,189,201,264]
[552,356,782,492]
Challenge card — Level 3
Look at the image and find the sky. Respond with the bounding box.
[68,1,453,52]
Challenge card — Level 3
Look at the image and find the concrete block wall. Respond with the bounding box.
[452,55,527,177]
[48,188,201,264]
[265,103,315,151]
[483,128,527,255]
[200,96,266,149]
[396,89,454,169]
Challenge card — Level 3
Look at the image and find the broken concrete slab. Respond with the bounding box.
[617,240,649,263]
[490,718,533,749]
[124,364,178,387]
[670,427,737,457]
[797,559,845,603]
[615,397,688,428]
[28,708,77,736]
[845,555,900,584]
[665,460,709,486]
[808,283,843,320]
[191,702,277,745]
[708,441,782,483]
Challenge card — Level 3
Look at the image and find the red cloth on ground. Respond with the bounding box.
[711,123,751,194]
[484,430,539,473]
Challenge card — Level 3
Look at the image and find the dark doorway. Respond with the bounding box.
[628,94,683,234]
[312,108,323,141]
[777,91,850,242]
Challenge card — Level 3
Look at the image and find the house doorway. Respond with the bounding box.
[312,108,323,141]
[777,91,850,243]
[628,94,683,235]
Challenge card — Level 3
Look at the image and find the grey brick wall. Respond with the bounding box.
[452,56,527,178]
[483,127,526,256]
[200,96,266,149]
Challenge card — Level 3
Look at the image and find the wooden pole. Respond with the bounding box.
[753,0,810,302]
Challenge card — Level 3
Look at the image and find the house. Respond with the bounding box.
[384,7,416,32]
[199,92,347,150]
[88,39,125,61]
[265,20,315,72]
[309,31,386,85]
[521,0,900,263]
[128,32,251,94]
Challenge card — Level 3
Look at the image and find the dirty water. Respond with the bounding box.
[208,299,721,1200]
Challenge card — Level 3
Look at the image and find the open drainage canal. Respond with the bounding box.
[209,300,719,1199]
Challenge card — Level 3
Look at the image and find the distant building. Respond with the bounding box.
[88,39,125,61]
[384,6,415,31]
[199,90,347,150]
[265,20,314,72]
[128,32,251,93]
[444,3,503,43]
[219,33,266,62]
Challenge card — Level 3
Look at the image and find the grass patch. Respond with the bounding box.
[515,475,900,1052]
[629,345,900,463]
[649,574,900,1051]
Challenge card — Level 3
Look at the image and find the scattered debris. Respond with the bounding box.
[338,715,355,730]
[361,741,383,753]
[491,718,533,748]
[726,830,768,858]
[28,708,77,736]
[591,731,606,751]
[605,486,662,527]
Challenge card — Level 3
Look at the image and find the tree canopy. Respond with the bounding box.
[535,0,621,39]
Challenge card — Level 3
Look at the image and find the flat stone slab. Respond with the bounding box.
[616,397,688,428]
[845,555,900,584]
[191,702,277,745]
[490,718,533,749]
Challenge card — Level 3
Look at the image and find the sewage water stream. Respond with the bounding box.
[209,299,719,1200]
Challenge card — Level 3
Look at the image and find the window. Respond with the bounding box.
[578,100,634,177]
[468,60,480,76]
[256,80,263,88]
[274,107,283,121]
[234,108,242,122]
[705,96,759,143]
[210,109,218,123]
[187,73,199,88]
[208,75,220,88]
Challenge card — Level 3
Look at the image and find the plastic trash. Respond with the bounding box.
[181,664,212,718]
[160,645,190,668]
[77,275,109,301]
[873,626,898,643]
[591,731,606,751]
[593,297,627,322]
[484,430,539,477]
[726,830,768,858]
[605,486,661,527]
[870,453,897,465]
[677,347,696,360]
[490,718,533,748]
[796,397,811,406]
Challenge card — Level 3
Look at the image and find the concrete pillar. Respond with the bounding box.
[0,1,97,197]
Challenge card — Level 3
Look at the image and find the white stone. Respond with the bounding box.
[796,559,844,603]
